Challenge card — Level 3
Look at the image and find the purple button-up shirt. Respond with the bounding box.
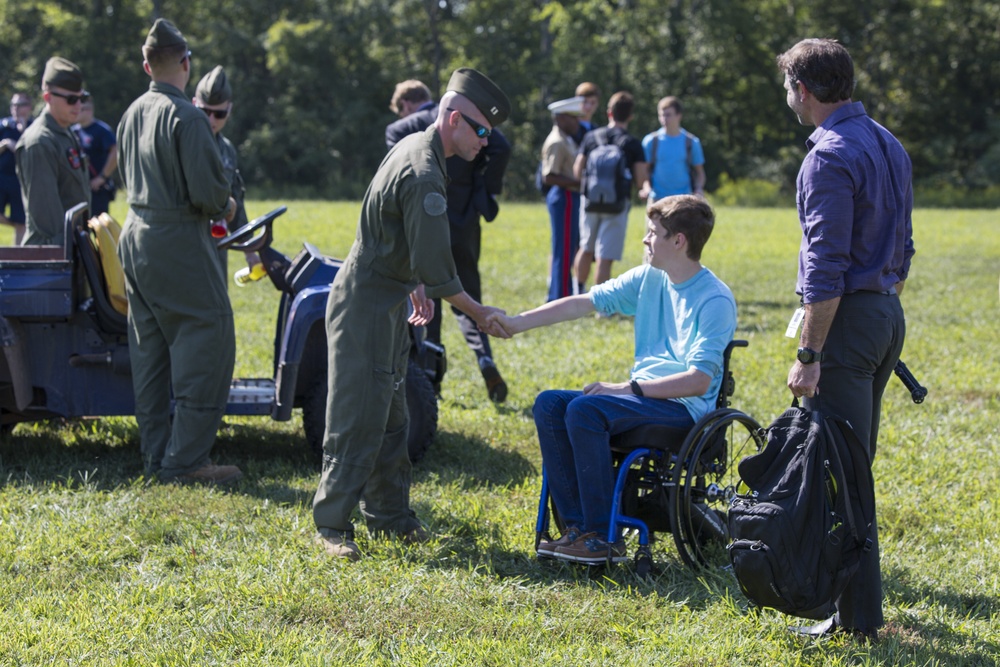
[795,101,915,304]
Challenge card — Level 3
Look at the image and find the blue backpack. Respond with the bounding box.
[583,128,631,214]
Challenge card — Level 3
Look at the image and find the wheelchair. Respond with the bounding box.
[534,340,766,575]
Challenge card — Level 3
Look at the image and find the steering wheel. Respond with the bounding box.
[216,205,287,252]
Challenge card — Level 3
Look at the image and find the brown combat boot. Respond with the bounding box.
[316,532,361,561]
[175,463,243,485]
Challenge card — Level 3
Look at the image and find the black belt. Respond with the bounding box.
[848,287,897,296]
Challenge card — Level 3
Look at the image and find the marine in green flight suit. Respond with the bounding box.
[15,57,91,246]
[116,19,242,485]
[313,68,512,560]
[192,65,249,273]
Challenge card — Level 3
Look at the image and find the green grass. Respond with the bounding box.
[1,201,998,665]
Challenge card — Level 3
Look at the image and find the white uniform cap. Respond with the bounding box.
[547,96,585,116]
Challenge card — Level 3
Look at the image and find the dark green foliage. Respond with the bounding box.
[2,0,997,202]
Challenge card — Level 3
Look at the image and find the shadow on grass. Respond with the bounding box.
[0,418,316,498]
[884,564,1000,625]
[404,506,736,608]
[0,418,530,505]
[416,429,536,489]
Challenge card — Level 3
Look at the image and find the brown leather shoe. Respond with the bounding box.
[175,463,243,485]
[316,533,361,561]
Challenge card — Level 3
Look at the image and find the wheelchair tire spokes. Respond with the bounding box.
[671,411,765,569]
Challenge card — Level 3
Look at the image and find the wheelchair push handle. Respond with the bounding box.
[894,359,927,404]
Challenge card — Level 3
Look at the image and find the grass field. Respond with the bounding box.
[1,200,998,666]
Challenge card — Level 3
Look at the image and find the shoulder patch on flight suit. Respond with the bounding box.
[423,192,447,217]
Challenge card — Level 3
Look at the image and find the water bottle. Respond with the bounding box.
[234,263,267,286]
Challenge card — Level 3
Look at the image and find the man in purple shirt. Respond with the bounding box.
[778,39,914,642]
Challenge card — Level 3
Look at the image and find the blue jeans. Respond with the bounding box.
[533,390,694,538]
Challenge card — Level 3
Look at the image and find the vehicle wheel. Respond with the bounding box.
[302,372,327,464]
[405,359,437,463]
[300,359,438,465]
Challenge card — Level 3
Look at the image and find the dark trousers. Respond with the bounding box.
[803,291,905,632]
[91,188,114,217]
[427,222,492,364]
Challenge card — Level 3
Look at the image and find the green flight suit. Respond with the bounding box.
[116,80,236,480]
[15,108,91,246]
[313,126,462,537]
[215,132,247,272]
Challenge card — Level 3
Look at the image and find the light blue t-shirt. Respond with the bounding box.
[589,264,737,421]
[641,128,704,200]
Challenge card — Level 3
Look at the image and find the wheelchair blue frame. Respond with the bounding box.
[534,340,765,573]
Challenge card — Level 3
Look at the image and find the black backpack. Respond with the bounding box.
[727,405,876,619]
[583,128,631,213]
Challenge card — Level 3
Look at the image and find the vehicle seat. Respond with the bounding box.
[69,207,127,334]
[88,213,128,316]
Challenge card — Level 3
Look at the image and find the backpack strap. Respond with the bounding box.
[822,417,876,552]
[649,135,659,174]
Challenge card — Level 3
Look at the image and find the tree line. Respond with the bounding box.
[3,0,998,203]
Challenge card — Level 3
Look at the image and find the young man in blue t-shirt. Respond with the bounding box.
[490,195,736,564]
[638,96,705,202]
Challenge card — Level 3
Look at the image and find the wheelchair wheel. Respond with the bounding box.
[669,409,764,569]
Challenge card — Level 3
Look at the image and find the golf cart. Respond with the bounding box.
[0,203,446,463]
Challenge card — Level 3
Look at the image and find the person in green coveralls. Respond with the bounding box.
[116,19,242,485]
[15,57,91,246]
[192,65,260,276]
[313,68,512,561]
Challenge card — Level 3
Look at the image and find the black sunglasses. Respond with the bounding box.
[180,50,192,64]
[198,106,230,120]
[49,91,90,106]
[446,107,491,139]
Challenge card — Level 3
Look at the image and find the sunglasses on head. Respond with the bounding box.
[446,107,491,139]
[198,106,230,120]
[49,91,90,106]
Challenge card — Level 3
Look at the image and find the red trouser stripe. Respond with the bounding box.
[561,189,572,296]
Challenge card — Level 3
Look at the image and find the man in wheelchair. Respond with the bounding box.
[491,195,736,564]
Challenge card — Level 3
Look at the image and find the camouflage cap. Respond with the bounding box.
[446,67,510,127]
[144,18,188,50]
[196,66,232,105]
[42,57,84,92]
